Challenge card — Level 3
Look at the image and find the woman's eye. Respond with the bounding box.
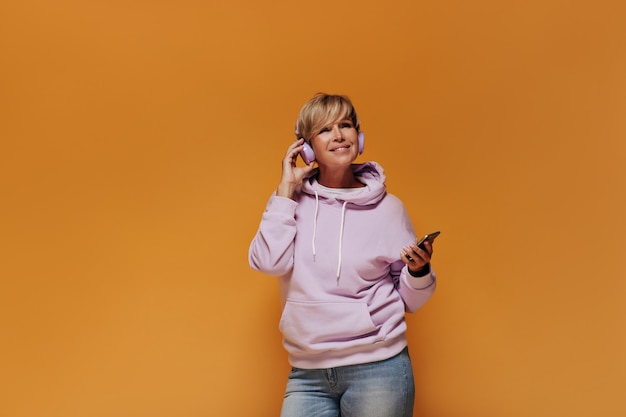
[319,127,330,133]
[341,123,353,128]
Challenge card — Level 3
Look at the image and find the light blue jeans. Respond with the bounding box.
[280,347,415,417]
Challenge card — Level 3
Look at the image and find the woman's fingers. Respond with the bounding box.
[401,242,432,268]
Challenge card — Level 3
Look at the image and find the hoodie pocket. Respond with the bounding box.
[279,300,384,351]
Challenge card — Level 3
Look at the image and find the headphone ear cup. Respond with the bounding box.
[300,141,316,164]
[358,132,365,154]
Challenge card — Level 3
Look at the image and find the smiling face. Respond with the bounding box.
[310,118,360,168]
[296,94,364,187]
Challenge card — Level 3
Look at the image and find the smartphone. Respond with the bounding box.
[416,231,440,249]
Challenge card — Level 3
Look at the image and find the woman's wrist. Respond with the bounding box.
[276,182,296,199]
[408,263,431,277]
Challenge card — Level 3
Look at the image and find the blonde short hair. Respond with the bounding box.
[295,93,360,142]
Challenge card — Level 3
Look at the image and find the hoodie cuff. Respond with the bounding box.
[405,268,436,290]
[269,194,298,212]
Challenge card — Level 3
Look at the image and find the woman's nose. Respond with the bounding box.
[331,125,343,139]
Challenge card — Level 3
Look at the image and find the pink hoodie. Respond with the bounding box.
[249,162,436,369]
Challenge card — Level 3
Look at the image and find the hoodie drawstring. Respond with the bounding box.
[311,190,319,261]
[336,201,348,283]
[311,192,348,285]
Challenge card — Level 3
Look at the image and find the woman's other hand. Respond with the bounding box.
[401,241,433,277]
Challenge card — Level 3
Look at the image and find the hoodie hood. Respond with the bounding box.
[300,161,387,206]
[299,161,388,282]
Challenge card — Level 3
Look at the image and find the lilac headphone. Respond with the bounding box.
[295,122,365,165]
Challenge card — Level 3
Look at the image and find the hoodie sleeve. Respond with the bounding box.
[387,197,437,313]
[248,193,298,276]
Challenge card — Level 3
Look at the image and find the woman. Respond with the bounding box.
[248,93,437,417]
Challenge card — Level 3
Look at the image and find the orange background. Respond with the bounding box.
[1,1,625,416]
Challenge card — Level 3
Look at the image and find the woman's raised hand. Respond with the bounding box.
[276,138,315,199]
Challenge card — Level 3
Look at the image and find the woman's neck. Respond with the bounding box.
[317,166,364,189]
